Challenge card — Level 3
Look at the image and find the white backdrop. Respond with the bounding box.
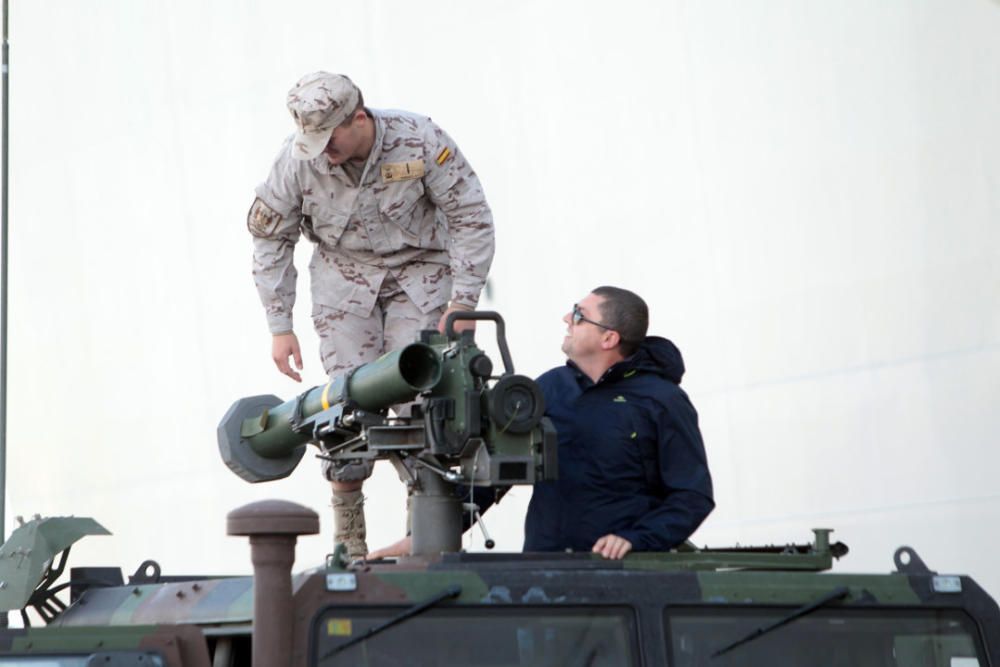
[3,0,999,599]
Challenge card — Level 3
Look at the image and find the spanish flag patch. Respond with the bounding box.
[436,146,452,165]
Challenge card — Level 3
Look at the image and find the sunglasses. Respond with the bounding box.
[572,304,615,331]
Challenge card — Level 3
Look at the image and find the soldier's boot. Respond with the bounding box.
[331,489,368,561]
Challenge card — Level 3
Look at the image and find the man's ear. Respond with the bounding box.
[602,330,621,351]
[342,109,363,128]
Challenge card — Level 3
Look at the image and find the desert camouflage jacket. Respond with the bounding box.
[248,109,494,333]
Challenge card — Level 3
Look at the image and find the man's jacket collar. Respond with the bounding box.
[566,336,686,388]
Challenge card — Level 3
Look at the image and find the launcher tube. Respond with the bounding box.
[245,343,442,459]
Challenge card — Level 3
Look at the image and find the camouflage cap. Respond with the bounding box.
[286,72,361,161]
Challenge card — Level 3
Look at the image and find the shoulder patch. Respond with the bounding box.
[247,197,282,238]
[435,146,452,165]
[381,160,425,182]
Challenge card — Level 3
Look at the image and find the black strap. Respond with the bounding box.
[337,366,361,405]
[288,389,312,432]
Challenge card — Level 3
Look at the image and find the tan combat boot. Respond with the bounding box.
[331,489,368,561]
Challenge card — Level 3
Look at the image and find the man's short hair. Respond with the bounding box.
[592,286,648,356]
[339,93,367,128]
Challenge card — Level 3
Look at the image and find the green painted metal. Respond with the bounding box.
[623,550,832,572]
[243,343,442,458]
[620,528,847,573]
[108,585,157,627]
[695,571,922,605]
[54,577,254,628]
[0,517,110,612]
[8,625,152,652]
[423,333,479,441]
[375,571,491,603]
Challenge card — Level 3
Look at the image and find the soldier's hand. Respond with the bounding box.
[592,534,633,560]
[437,305,476,334]
[367,536,412,560]
[272,332,303,382]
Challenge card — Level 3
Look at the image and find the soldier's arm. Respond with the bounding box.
[249,144,306,377]
[422,122,495,311]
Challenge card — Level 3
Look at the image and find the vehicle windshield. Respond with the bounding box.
[666,607,984,666]
[314,606,637,666]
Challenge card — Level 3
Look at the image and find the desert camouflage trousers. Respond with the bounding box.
[313,275,445,482]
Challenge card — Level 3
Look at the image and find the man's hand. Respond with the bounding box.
[272,332,303,382]
[437,305,476,334]
[367,536,412,560]
[592,534,633,560]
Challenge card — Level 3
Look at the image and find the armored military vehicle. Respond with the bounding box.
[0,314,997,665]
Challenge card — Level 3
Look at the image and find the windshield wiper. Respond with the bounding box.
[320,584,462,663]
[711,585,850,659]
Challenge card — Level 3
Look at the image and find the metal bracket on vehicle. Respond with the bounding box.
[893,546,936,575]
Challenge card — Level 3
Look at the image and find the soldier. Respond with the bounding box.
[248,72,494,560]
[370,287,713,560]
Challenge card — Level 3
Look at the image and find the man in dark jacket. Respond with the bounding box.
[367,286,713,560]
[525,286,714,559]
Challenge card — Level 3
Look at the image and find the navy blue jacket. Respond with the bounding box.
[523,337,714,552]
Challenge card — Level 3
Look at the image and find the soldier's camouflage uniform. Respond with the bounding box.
[248,83,495,488]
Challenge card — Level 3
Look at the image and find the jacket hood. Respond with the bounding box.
[632,336,685,384]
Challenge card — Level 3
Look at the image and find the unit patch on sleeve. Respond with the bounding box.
[247,197,282,238]
[381,160,426,183]
[435,147,452,165]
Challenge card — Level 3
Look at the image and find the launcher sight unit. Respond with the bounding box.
[218,311,556,555]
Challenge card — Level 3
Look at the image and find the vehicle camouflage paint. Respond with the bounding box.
[0,314,997,666]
